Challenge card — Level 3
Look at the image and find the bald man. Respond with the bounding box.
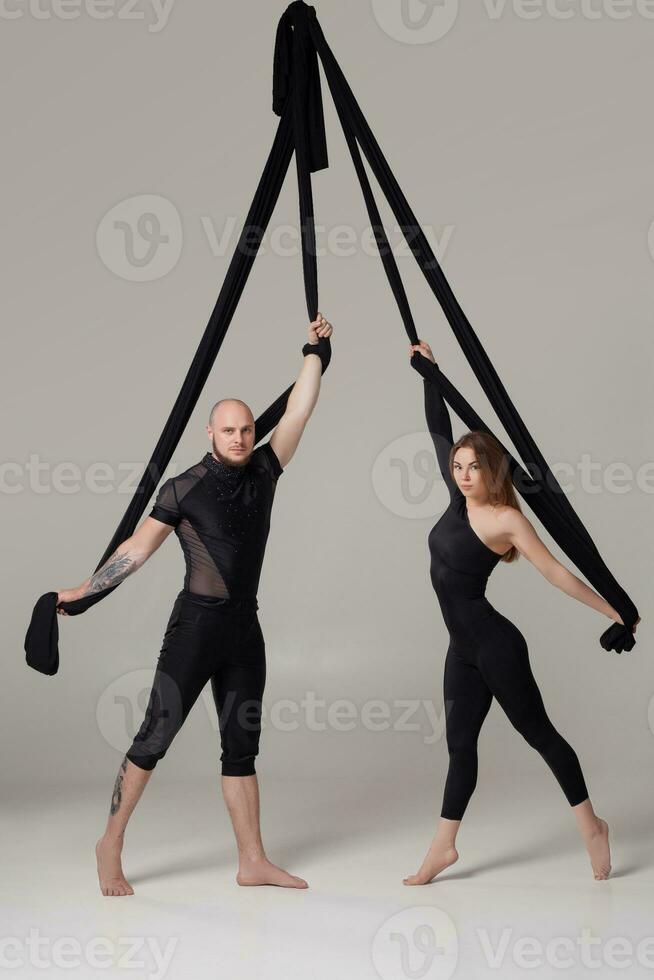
[57,314,333,896]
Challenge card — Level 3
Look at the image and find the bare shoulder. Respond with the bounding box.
[493,505,532,535]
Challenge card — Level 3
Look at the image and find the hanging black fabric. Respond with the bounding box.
[25,7,331,674]
[25,0,637,674]
[307,3,636,650]
[301,9,637,650]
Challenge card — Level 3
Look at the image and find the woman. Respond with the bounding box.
[403,340,639,884]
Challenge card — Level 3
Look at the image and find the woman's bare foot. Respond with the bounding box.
[403,844,459,885]
[95,835,134,896]
[236,858,308,888]
[584,817,611,880]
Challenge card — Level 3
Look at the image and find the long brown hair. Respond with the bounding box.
[450,431,522,563]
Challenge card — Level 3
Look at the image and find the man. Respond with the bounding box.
[57,313,333,896]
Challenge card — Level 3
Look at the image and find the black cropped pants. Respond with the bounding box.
[126,590,266,777]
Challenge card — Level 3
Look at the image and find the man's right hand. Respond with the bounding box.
[55,521,173,617]
[56,585,87,615]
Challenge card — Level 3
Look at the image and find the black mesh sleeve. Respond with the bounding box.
[149,477,181,527]
[252,441,283,481]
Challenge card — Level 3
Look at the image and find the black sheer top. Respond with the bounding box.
[149,442,283,600]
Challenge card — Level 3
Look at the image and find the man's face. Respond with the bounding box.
[207,401,255,466]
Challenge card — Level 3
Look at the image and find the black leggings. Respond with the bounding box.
[441,613,589,820]
[126,590,266,777]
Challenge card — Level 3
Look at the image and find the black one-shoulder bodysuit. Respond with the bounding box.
[421,370,588,819]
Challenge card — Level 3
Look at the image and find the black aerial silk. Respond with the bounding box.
[25,0,638,675]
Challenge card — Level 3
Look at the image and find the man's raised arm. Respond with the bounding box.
[269,312,333,469]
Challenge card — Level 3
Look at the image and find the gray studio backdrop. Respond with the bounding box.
[4,2,651,808]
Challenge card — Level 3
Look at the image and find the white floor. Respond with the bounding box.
[3,773,653,980]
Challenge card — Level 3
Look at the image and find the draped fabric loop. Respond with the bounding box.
[273,0,328,175]
[25,0,637,674]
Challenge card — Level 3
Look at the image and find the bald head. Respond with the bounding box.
[206,398,256,467]
[208,398,254,429]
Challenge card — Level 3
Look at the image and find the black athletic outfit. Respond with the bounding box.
[422,372,589,819]
[125,443,283,776]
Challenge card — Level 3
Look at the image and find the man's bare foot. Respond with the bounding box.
[403,844,458,885]
[584,817,611,880]
[236,857,308,888]
[95,836,134,896]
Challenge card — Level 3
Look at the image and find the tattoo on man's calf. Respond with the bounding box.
[110,756,128,815]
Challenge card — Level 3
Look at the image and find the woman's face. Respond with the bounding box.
[452,446,484,498]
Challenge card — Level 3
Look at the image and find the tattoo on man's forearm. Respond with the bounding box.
[83,550,137,596]
[110,756,128,815]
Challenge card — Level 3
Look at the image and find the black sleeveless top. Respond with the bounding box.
[423,376,507,641]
